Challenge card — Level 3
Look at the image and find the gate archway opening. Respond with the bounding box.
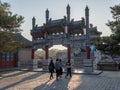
[49,45,67,63]
[34,45,67,59]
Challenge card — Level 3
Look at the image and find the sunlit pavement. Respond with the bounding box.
[0,70,120,90]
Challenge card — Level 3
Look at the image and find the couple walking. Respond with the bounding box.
[48,58,63,80]
[48,58,72,80]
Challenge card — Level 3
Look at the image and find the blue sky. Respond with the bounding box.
[2,0,120,40]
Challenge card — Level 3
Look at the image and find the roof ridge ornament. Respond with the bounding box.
[46,8,49,23]
[66,4,70,23]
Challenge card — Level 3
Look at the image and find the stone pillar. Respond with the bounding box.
[45,46,49,59]
[85,6,90,59]
[84,6,93,73]
[42,46,49,71]
[67,45,71,63]
[31,48,38,69]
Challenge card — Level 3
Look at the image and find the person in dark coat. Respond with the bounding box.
[49,59,54,80]
[54,58,60,80]
[59,59,63,78]
[65,62,72,78]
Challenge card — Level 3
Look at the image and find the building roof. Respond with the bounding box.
[14,34,32,47]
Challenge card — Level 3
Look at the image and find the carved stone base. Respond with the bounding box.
[42,59,49,71]
[31,59,38,69]
[83,59,93,72]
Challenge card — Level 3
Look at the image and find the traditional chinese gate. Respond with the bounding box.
[31,5,101,72]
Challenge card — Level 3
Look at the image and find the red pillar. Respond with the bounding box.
[45,46,49,59]
[67,45,71,63]
[86,46,90,59]
[32,36,35,60]
[31,49,34,59]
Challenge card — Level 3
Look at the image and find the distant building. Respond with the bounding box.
[0,34,32,69]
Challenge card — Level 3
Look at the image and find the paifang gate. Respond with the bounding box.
[31,5,101,64]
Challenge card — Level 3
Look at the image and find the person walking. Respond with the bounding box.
[54,58,60,80]
[59,59,63,78]
[48,59,54,80]
[65,62,72,78]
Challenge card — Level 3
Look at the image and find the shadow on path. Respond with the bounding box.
[34,75,71,90]
[0,72,45,90]
[1,71,29,78]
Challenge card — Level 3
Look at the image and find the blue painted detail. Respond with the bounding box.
[70,35,86,40]
[33,39,45,44]
[70,43,86,47]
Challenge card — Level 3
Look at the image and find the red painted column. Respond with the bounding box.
[86,46,90,59]
[32,36,35,60]
[31,49,34,59]
[67,45,71,63]
[45,46,49,59]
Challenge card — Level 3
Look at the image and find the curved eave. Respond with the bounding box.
[14,34,32,47]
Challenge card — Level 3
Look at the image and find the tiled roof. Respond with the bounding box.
[14,34,32,47]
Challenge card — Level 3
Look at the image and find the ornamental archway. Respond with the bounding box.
[31,5,101,71]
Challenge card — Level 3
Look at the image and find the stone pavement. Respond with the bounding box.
[0,70,120,90]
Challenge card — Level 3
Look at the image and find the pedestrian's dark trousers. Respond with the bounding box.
[66,68,72,77]
[56,69,59,79]
[50,72,53,79]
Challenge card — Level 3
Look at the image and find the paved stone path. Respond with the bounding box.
[0,70,120,90]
